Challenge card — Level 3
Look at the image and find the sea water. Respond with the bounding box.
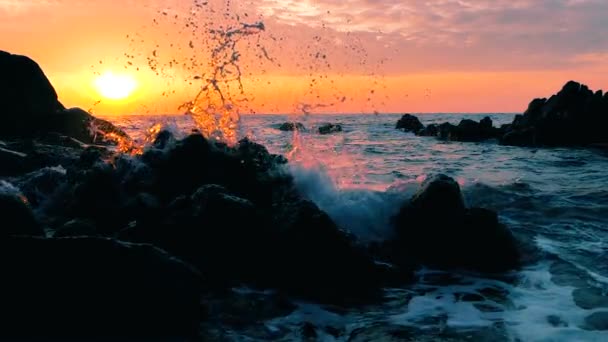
[101,112,608,341]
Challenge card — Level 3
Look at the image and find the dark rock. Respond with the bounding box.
[0,236,203,339]
[391,174,520,272]
[278,122,306,131]
[53,219,98,237]
[0,192,44,237]
[300,322,317,340]
[396,114,424,132]
[318,123,342,134]
[11,165,67,207]
[437,122,456,139]
[0,50,64,118]
[428,117,500,142]
[416,123,439,137]
[584,311,608,331]
[501,81,608,147]
[547,315,568,328]
[0,50,129,144]
[117,185,261,289]
[573,287,608,310]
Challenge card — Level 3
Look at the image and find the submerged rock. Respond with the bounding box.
[0,236,203,339]
[391,174,520,272]
[318,123,342,134]
[278,122,306,131]
[396,114,424,133]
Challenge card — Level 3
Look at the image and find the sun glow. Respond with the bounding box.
[94,71,138,100]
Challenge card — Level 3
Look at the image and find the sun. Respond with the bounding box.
[94,71,138,100]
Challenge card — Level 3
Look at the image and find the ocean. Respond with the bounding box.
[102,112,608,341]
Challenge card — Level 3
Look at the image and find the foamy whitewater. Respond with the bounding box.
[100,112,608,341]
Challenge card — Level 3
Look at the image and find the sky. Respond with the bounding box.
[1,0,607,115]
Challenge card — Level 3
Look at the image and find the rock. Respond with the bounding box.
[53,219,98,237]
[437,122,456,140]
[11,165,67,206]
[0,50,128,144]
[0,236,203,339]
[117,185,261,289]
[584,311,608,331]
[0,50,64,119]
[547,315,568,328]
[278,122,306,131]
[391,174,520,272]
[573,287,608,310]
[500,81,608,147]
[318,123,342,134]
[416,123,439,137]
[0,192,44,237]
[426,118,500,142]
[396,114,424,132]
[300,322,317,340]
[265,196,402,303]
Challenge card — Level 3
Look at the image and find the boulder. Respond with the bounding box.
[0,236,203,339]
[391,174,520,272]
[117,185,262,289]
[417,124,439,137]
[421,117,500,142]
[0,50,64,118]
[500,81,608,147]
[0,50,128,144]
[396,114,424,132]
[0,192,44,237]
[318,123,343,134]
[278,122,306,131]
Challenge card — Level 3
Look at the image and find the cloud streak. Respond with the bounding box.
[256,0,608,71]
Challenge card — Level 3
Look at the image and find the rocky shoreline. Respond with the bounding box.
[1,50,530,340]
[396,81,608,148]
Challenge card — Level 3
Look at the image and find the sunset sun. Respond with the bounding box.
[94,71,138,100]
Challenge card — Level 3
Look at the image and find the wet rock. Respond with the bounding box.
[278,122,306,131]
[266,196,401,303]
[0,236,203,340]
[392,174,520,272]
[318,123,342,134]
[547,315,568,327]
[117,184,261,289]
[300,322,317,340]
[573,287,608,310]
[584,311,608,331]
[396,114,424,132]
[0,192,44,237]
[11,165,67,206]
[500,81,608,147]
[53,219,98,237]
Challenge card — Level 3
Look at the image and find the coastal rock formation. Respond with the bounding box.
[318,122,343,134]
[400,81,608,147]
[0,192,44,237]
[0,236,203,339]
[391,174,520,272]
[500,81,608,147]
[278,122,306,131]
[0,50,127,144]
[396,114,424,133]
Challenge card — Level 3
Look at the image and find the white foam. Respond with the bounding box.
[288,163,409,241]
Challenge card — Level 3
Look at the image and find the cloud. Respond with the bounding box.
[255,0,608,72]
[0,0,58,15]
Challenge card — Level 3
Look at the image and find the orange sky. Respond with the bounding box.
[1,0,607,115]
